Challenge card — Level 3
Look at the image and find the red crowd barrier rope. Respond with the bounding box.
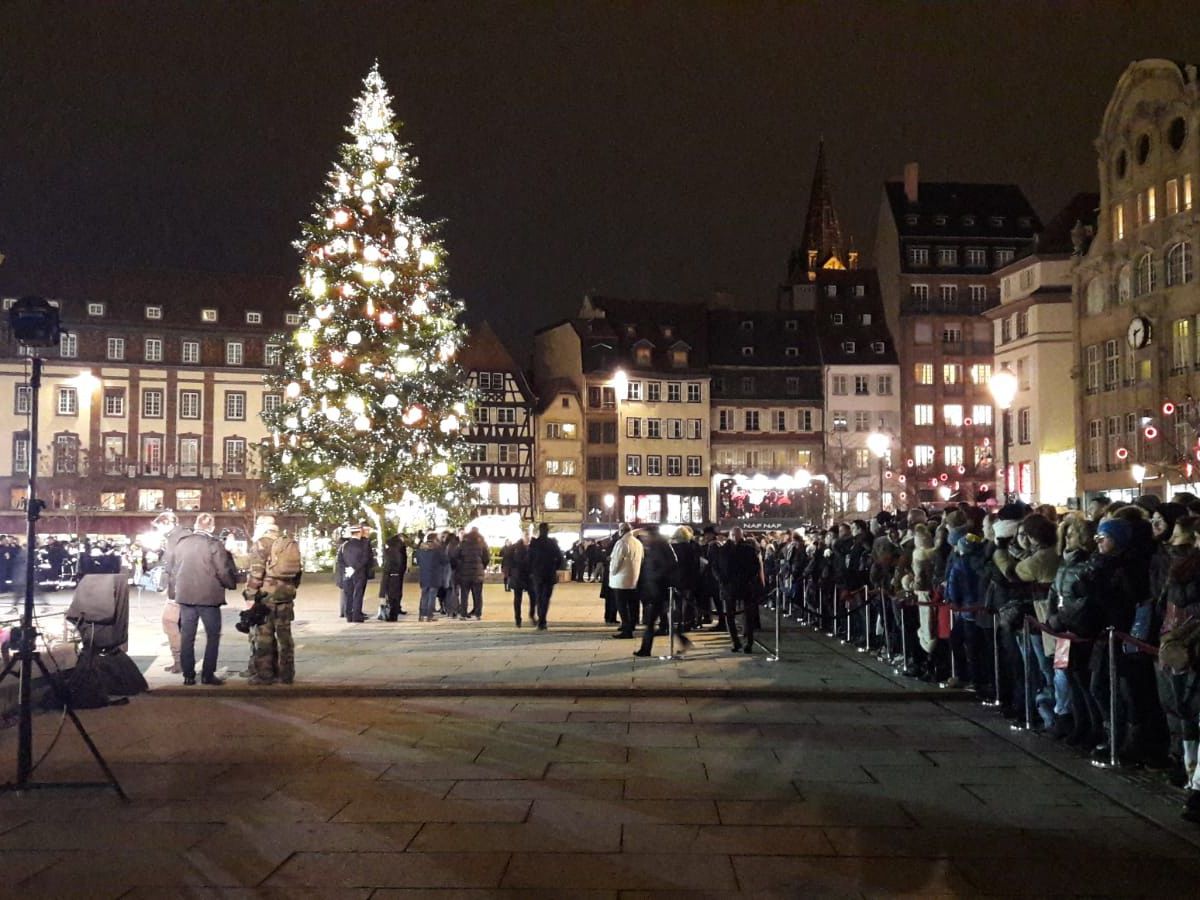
[1021,615,1096,645]
[1112,629,1159,657]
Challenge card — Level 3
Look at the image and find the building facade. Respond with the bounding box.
[0,269,298,538]
[812,270,901,517]
[1074,59,1200,503]
[986,195,1097,506]
[459,322,536,523]
[532,378,585,534]
[708,294,825,530]
[875,168,1040,504]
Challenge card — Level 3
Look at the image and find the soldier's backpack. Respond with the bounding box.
[267,535,303,583]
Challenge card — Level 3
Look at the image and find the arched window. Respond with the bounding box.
[1117,264,1132,304]
[1167,241,1194,286]
[1134,251,1156,296]
[1086,276,1107,315]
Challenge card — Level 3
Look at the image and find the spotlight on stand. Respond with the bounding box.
[7,295,61,346]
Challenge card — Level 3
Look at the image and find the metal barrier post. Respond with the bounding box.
[658,587,680,661]
[880,587,893,662]
[823,585,833,636]
[844,592,852,644]
[860,587,870,653]
[982,614,1001,707]
[1022,617,1034,730]
[896,596,909,675]
[941,609,957,688]
[1093,627,1120,768]
[766,587,780,663]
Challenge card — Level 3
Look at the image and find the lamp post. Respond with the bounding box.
[1130,463,1146,498]
[866,431,890,513]
[989,367,1018,503]
[603,492,615,521]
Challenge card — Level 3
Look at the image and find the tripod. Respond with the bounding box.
[0,357,126,800]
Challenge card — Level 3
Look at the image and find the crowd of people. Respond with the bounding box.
[738,494,1200,826]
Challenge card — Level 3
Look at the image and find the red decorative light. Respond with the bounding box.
[964,417,973,426]
[939,472,949,482]
[930,478,939,488]
[1163,402,1176,416]
[884,470,894,480]
[957,465,966,474]
[906,458,914,468]
[1145,425,1159,440]
[898,475,907,484]
[1116,447,1129,460]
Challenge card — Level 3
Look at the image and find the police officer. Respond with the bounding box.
[335,522,375,622]
[245,515,302,685]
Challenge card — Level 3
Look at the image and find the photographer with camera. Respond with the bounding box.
[242,515,303,685]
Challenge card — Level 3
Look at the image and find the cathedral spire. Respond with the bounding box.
[788,139,852,283]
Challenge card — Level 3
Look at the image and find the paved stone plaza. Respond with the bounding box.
[1,582,1199,896]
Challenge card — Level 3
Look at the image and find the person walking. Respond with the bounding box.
[456,526,490,619]
[171,513,238,686]
[154,510,191,674]
[415,531,449,622]
[377,533,409,620]
[608,523,644,639]
[634,525,688,657]
[508,535,531,626]
[335,523,375,623]
[528,523,564,631]
[721,527,765,653]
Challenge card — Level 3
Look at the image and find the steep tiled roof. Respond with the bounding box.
[1036,193,1100,255]
[812,270,898,366]
[884,181,1040,239]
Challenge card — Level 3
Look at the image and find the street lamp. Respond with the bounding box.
[989,366,1018,502]
[603,492,615,521]
[1131,463,1146,498]
[866,431,890,513]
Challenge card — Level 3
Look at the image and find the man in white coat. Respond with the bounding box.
[608,522,644,639]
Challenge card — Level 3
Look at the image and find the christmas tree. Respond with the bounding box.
[262,64,475,533]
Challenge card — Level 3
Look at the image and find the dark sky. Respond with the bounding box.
[3,1,1200,356]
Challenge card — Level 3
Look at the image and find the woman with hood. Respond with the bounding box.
[1016,513,1062,731]
[945,524,993,696]
[1048,515,1101,748]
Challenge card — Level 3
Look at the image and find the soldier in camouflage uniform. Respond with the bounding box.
[245,515,301,685]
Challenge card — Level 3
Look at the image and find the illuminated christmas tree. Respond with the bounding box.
[262,64,474,532]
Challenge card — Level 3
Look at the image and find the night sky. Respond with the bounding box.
[3,1,1200,356]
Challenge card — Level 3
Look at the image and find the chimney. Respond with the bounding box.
[903,162,919,205]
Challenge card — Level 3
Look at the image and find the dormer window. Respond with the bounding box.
[785,347,799,357]
[201,308,218,323]
[671,348,688,368]
[842,341,856,354]
[87,302,105,317]
[825,285,837,298]
[832,313,843,325]
[739,319,754,330]
[871,341,885,354]
[624,324,636,338]
[934,215,947,226]
[905,214,919,226]
[285,313,302,325]
[962,215,976,226]
[246,311,263,324]
[145,305,162,320]
[740,346,754,357]
[785,319,798,330]
[1018,216,1032,229]
[861,313,872,325]
[661,325,674,339]
[634,346,651,366]
[990,216,1005,228]
[854,285,865,297]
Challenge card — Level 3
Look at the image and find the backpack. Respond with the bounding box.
[268,535,303,581]
[1159,618,1200,672]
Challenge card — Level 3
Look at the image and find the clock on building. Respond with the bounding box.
[1127,316,1151,349]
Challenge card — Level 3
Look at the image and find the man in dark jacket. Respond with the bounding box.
[720,527,765,653]
[335,523,376,623]
[455,526,490,619]
[172,513,238,686]
[634,525,686,657]
[527,523,564,631]
[155,511,191,674]
[377,534,409,620]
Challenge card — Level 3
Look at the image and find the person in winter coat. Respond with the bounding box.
[455,527,490,620]
[1155,515,1200,809]
[414,532,449,622]
[904,523,938,678]
[1047,515,1102,748]
[983,510,1029,718]
[154,510,191,674]
[441,532,461,617]
[608,523,644,639]
[671,527,702,631]
[507,536,531,626]
[720,527,765,653]
[377,534,409,620]
[335,524,376,622]
[633,525,685,657]
[1015,513,1063,731]
[527,523,564,630]
[171,513,238,686]
[945,528,993,696]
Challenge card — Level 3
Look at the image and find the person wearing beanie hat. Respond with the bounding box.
[1135,493,1162,514]
[1097,517,1132,550]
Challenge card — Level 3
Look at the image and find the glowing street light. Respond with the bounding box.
[1131,463,1147,497]
[866,431,890,512]
[989,366,1018,501]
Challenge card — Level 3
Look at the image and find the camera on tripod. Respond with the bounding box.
[8,295,61,346]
